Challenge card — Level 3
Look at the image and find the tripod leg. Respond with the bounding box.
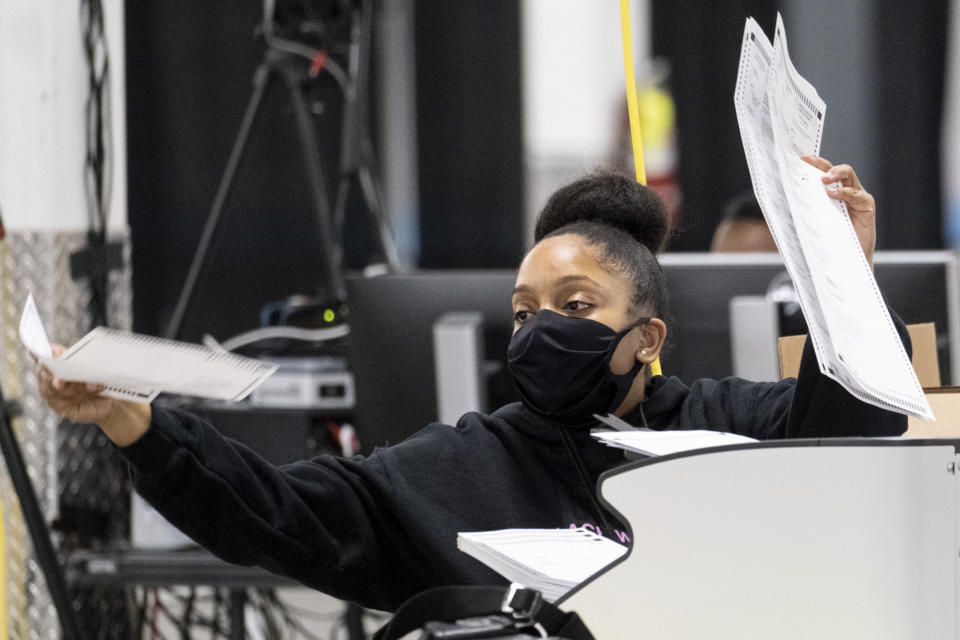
[281,67,346,302]
[342,0,400,270]
[332,174,349,270]
[356,158,400,269]
[165,64,274,339]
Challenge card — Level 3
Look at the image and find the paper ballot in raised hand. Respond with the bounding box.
[733,15,932,420]
[20,294,276,403]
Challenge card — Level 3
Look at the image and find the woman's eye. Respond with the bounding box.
[513,310,533,324]
[564,300,592,312]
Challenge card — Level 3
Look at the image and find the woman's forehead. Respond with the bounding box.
[514,234,620,292]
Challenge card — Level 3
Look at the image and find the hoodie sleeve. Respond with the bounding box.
[677,306,911,439]
[119,406,439,611]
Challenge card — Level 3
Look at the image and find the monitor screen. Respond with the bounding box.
[347,270,518,453]
[659,252,957,385]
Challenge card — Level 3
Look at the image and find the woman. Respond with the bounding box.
[38,157,905,612]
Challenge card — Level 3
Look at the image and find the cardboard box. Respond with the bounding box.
[778,323,941,387]
[777,323,959,436]
[906,388,960,437]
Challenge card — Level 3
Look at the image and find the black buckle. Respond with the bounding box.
[501,583,543,622]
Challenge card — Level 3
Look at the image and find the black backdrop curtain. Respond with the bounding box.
[872,0,948,249]
[126,1,525,341]
[414,0,524,268]
[651,1,783,251]
[127,2,349,341]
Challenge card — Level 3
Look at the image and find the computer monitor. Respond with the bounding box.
[346,271,518,453]
[659,251,960,385]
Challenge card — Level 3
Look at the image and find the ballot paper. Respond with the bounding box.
[20,294,276,403]
[457,527,628,603]
[734,15,933,420]
[592,429,757,457]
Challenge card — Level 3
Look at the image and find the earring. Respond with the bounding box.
[641,349,648,355]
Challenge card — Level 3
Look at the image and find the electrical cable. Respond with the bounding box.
[153,590,190,640]
[212,588,224,638]
[80,0,114,330]
[261,592,329,640]
[263,600,345,623]
[252,589,284,640]
[147,590,159,640]
[213,323,351,352]
[180,588,195,640]
[261,0,349,89]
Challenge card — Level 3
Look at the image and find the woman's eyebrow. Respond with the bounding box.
[552,274,602,288]
[512,274,602,296]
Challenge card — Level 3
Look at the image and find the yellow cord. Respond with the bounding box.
[0,489,8,640]
[619,0,646,185]
[0,239,15,640]
[619,0,662,377]
[0,239,27,640]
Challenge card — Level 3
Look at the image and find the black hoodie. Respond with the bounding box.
[121,316,909,612]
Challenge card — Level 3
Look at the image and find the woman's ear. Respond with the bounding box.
[636,318,667,364]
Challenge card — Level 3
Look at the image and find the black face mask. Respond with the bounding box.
[507,309,645,427]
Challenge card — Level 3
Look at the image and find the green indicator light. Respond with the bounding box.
[323,309,336,323]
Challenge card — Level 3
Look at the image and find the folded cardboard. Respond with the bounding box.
[906,388,960,437]
[778,322,941,387]
[777,323,958,436]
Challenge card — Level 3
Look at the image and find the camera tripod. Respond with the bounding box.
[165,0,398,340]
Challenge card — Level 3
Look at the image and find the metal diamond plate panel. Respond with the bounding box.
[0,231,132,640]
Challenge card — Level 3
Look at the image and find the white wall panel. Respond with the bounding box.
[0,0,126,233]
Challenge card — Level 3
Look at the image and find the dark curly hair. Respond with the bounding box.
[532,169,668,319]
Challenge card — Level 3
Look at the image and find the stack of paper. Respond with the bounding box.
[733,15,932,420]
[592,429,757,457]
[20,294,276,403]
[457,527,628,603]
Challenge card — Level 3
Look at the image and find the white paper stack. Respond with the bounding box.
[592,429,758,457]
[20,294,276,403]
[457,527,628,603]
[733,15,932,420]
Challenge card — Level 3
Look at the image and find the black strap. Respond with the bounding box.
[373,585,595,640]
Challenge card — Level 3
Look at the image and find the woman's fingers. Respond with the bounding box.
[801,157,873,213]
[823,163,863,190]
[35,343,115,424]
[38,368,98,403]
[825,184,873,206]
[802,157,865,191]
[801,155,833,172]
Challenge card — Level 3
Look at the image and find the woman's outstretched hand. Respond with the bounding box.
[801,155,876,270]
[36,344,151,446]
[37,345,112,423]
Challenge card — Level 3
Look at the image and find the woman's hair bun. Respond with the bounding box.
[533,169,669,253]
